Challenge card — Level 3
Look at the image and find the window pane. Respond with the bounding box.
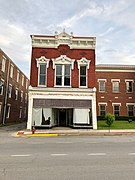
[80,66,86,75]
[64,65,70,75]
[113,82,119,92]
[114,105,120,116]
[99,81,105,92]
[39,75,46,85]
[56,65,62,75]
[40,64,46,74]
[56,77,62,85]
[64,77,70,86]
[100,105,106,116]
[128,105,134,116]
[126,81,133,92]
[80,77,86,86]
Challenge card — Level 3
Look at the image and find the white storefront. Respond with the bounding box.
[27,87,97,129]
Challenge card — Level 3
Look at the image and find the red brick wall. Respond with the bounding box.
[96,71,135,116]
[30,45,95,88]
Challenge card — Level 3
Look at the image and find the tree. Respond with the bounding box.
[105,113,115,128]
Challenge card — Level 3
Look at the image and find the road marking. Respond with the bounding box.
[88,153,106,156]
[11,154,31,157]
[128,153,135,155]
[51,154,68,156]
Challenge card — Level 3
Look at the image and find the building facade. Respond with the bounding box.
[0,49,29,124]
[27,31,97,130]
[96,64,135,117]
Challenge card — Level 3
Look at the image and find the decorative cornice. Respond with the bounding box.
[52,55,75,69]
[31,31,96,49]
[36,56,50,68]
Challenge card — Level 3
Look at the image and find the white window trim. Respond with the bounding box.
[77,57,91,88]
[125,79,134,83]
[126,103,135,106]
[99,80,106,92]
[52,55,75,70]
[97,79,107,82]
[36,56,50,87]
[112,103,121,106]
[98,102,107,106]
[111,79,120,82]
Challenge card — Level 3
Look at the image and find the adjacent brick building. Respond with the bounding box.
[27,31,97,130]
[0,49,29,124]
[96,64,135,117]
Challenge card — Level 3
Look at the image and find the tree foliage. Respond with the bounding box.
[105,113,115,127]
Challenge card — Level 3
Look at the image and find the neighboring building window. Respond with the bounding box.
[126,80,133,93]
[19,107,22,118]
[0,79,4,95]
[15,88,18,100]
[25,93,27,103]
[6,104,11,118]
[22,75,24,86]
[56,64,71,86]
[113,105,120,116]
[2,58,6,72]
[98,79,106,92]
[80,66,87,87]
[21,91,23,102]
[112,80,120,93]
[26,79,28,89]
[127,105,134,116]
[39,64,46,86]
[8,85,12,98]
[99,104,106,116]
[10,64,14,78]
[0,103,2,116]
[17,70,19,82]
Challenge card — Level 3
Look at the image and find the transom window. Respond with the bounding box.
[80,65,87,87]
[56,64,71,86]
[39,64,46,86]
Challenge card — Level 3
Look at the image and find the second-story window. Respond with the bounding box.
[39,64,46,86]
[56,64,71,86]
[112,80,120,93]
[80,66,87,87]
[22,75,24,86]
[15,88,18,100]
[10,64,14,78]
[2,58,6,72]
[17,70,19,82]
[98,79,106,92]
[126,80,133,93]
[8,85,12,98]
[0,79,4,95]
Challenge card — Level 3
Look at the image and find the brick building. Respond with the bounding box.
[96,64,135,117]
[0,49,29,124]
[27,31,97,129]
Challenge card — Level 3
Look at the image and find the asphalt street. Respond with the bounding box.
[0,124,135,180]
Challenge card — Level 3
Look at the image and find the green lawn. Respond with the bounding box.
[97,120,135,130]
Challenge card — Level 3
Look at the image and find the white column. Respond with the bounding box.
[27,92,33,130]
[92,88,97,129]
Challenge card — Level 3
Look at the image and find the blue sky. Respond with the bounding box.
[0,0,135,77]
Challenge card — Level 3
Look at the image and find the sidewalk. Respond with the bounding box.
[16,127,135,136]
